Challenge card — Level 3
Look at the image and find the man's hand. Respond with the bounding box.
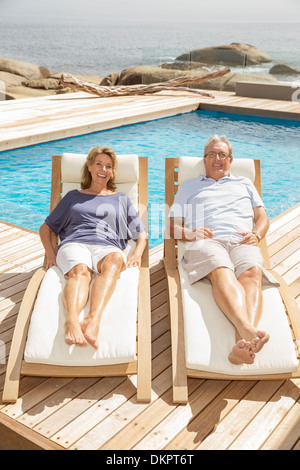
[237,232,259,245]
[192,227,214,240]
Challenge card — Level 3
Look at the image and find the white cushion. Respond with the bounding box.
[61,153,139,183]
[24,152,141,367]
[177,157,298,375]
[178,249,298,375]
[61,153,139,207]
[24,265,139,366]
[178,157,255,184]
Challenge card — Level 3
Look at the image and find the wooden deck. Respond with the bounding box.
[0,203,299,450]
[0,88,300,449]
[1,87,300,152]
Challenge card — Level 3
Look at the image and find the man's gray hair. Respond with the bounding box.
[203,134,233,157]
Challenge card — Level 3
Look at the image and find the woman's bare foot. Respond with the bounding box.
[228,339,256,365]
[251,330,270,353]
[80,316,100,349]
[65,320,87,346]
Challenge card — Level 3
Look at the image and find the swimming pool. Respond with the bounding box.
[1,110,299,249]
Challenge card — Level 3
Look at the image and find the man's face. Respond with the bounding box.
[204,141,233,181]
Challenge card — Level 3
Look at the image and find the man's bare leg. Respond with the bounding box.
[63,263,92,345]
[207,267,268,364]
[80,252,125,349]
[238,266,269,353]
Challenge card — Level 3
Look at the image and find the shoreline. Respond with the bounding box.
[1,40,300,100]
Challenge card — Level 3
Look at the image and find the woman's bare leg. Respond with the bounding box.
[63,263,92,345]
[80,252,125,349]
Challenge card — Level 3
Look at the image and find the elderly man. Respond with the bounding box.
[169,134,278,366]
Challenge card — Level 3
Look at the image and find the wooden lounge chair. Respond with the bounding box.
[164,156,300,403]
[3,153,151,403]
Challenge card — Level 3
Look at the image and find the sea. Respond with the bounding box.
[0,17,300,84]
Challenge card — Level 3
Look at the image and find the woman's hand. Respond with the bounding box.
[126,252,142,268]
[45,252,57,270]
[39,222,57,269]
[126,231,147,268]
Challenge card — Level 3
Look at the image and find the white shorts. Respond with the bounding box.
[182,238,279,286]
[56,242,127,275]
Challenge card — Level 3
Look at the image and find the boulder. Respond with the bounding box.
[22,78,63,90]
[0,57,51,80]
[192,72,278,92]
[176,43,272,66]
[118,65,207,85]
[116,65,277,93]
[161,61,209,71]
[269,63,300,75]
[0,66,104,99]
[4,84,59,100]
[65,73,104,85]
[100,72,120,86]
[0,71,25,86]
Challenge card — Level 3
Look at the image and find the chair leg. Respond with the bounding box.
[166,268,189,404]
[2,268,46,403]
[137,267,152,403]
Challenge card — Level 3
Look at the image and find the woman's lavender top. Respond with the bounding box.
[45,190,145,251]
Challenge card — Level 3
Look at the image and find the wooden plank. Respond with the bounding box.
[98,377,201,451]
[0,412,64,450]
[228,379,300,450]
[71,368,174,450]
[0,183,300,448]
[165,380,256,450]
[134,380,230,450]
[268,222,300,259]
[261,397,300,450]
[197,380,285,450]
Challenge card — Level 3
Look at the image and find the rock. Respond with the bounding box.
[22,78,63,90]
[176,43,272,66]
[0,65,104,99]
[100,73,120,86]
[269,63,300,75]
[4,84,59,100]
[191,72,278,92]
[118,65,207,85]
[0,57,51,80]
[116,65,277,93]
[0,71,25,86]
[161,61,209,71]
[65,73,104,85]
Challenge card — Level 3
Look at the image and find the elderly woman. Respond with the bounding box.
[39,146,147,350]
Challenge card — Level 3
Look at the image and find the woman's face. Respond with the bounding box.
[88,153,114,186]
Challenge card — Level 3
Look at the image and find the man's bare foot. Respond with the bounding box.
[251,330,270,353]
[65,320,87,346]
[80,317,100,349]
[228,339,256,365]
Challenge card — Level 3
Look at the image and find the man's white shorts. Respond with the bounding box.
[56,242,126,275]
[182,238,279,286]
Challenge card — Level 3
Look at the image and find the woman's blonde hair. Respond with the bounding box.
[81,146,118,191]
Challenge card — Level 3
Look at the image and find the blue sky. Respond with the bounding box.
[1,0,300,22]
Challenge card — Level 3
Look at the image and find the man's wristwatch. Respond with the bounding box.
[252,231,262,242]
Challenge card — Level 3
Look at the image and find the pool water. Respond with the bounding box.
[1,110,299,249]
